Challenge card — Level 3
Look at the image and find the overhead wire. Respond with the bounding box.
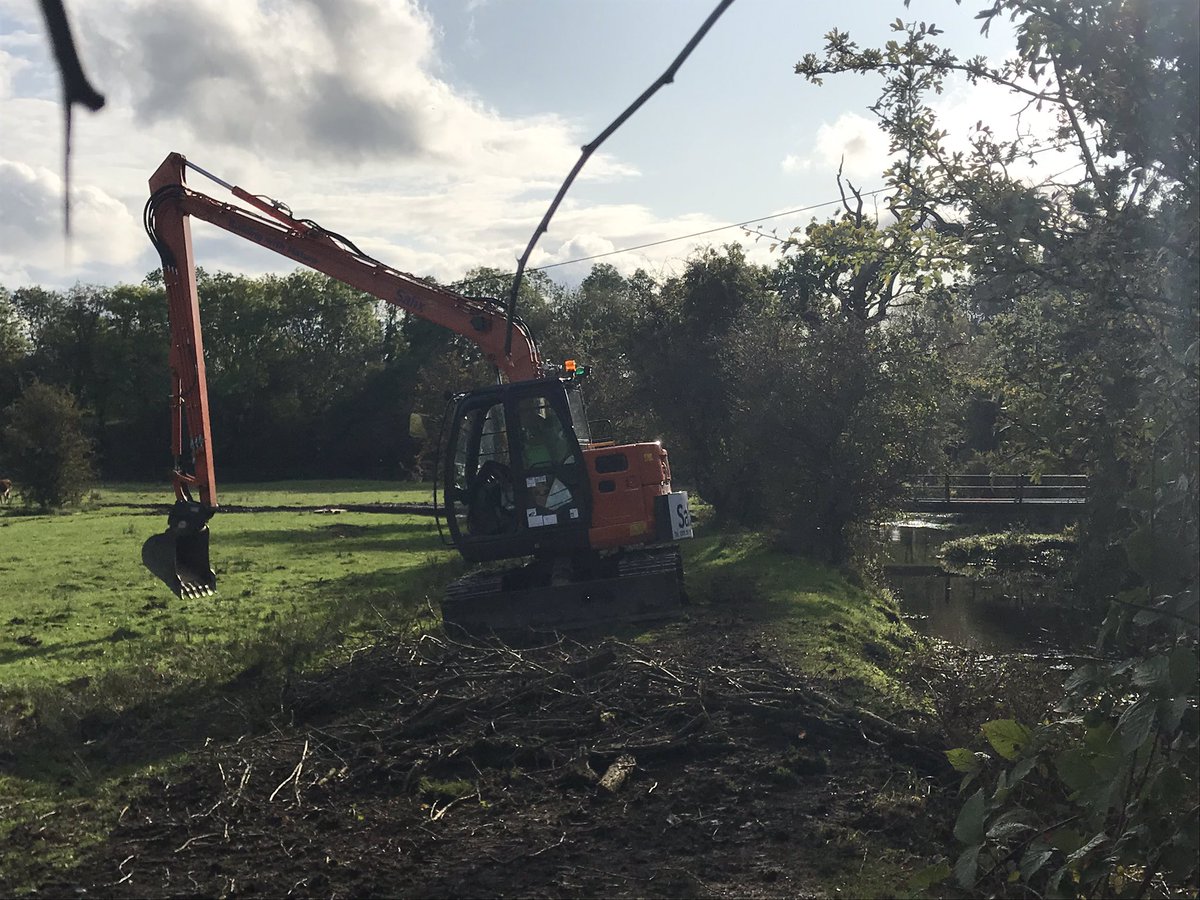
[446,188,888,293]
[531,190,889,273]
[450,136,1091,292]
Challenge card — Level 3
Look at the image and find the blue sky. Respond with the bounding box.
[0,0,1020,290]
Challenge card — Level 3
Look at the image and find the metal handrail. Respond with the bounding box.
[904,473,1089,505]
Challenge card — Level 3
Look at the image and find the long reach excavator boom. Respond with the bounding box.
[142,153,691,631]
[146,151,540,514]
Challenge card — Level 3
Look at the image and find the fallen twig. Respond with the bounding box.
[267,739,309,803]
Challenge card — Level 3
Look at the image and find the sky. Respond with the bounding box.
[0,0,1028,291]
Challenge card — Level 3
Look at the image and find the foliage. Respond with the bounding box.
[796,0,1199,893]
[627,245,774,523]
[944,606,1198,897]
[625,243,952,559]
[0,289,28,405]
[939,528,1076,576]
[720,304,950,561]
[1,382,95,509]
[554,263,659,444]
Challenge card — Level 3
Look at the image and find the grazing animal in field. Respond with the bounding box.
[0,478,11,506]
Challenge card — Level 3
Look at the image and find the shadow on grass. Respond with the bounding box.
[0,632,139,667]
[222,519,444,555]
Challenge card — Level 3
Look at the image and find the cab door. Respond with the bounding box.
[510,391,589,537]
[441,381,592,563]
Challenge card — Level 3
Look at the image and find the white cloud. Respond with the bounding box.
[64,0,632,182]
[931,79,1080,185]
[783,80,1078,200]
[783,112,892,183]
[0,158,144,284]
[0,0,734,290]
[0,47,27,98]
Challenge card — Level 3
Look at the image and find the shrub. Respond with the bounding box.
[2,382,95,510]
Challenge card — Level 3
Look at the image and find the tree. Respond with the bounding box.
[629,245,774,523]
[797,2,1198,893]
[555,264,658,443]
[0,288,29,408]
[723,295,951,562]
[2,382,95,510]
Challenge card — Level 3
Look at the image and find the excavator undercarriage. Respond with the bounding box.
[442,546,685,633]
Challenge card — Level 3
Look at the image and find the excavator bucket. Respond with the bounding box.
[142,525,216,599]
[442,546,684,634]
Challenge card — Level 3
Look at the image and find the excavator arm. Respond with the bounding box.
[142,152,543,596]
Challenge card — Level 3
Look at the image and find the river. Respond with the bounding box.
[882,518,1088,654]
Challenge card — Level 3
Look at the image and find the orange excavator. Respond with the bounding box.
[141,152,692,631]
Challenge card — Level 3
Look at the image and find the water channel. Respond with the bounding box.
[882,517,1089,654]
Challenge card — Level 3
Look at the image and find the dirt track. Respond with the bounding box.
[25,610,953,898]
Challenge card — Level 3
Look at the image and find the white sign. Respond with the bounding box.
[666,491,693,540]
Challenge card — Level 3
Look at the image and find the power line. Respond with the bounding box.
[450,187,888,291]
[450,135,1088,291]
[534,189,889,272]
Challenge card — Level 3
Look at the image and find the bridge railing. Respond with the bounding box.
[905,474,1089,505]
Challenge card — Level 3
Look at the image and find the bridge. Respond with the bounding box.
[901,474,1088,515]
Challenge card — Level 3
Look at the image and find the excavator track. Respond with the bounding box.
[442,545,684,634]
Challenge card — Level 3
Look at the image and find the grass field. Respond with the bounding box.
[1,481,464,883]
[0,481,457,698]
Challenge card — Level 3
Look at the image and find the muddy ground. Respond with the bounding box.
[13,607,968,899]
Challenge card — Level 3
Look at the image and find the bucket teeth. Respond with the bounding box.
[142,530,216,599]
[179,580,215,600]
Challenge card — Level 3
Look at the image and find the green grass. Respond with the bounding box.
[86,479,436,508]
[938,527,1077,576]
[682,530,918,708]
[0,481,459,891]
[0,482,452,694]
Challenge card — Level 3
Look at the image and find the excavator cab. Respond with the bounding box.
[441,378,593,562]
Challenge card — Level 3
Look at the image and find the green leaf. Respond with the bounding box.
[987,807,1033,840]
[1055,748,1094,793]
[1064,664,1099,693]
[955,843,981,890]
[1169,645,1198,694]
[1020,843,1055,880]
[1162,694,1189,733]
[1066,831,1108,864]
[1049,828,1084,856]
[981,719,1031,760]
[945,747,980,773]
[1010,755,1037,786]
[1116,697,1157,754]
[1083,720,1115,755]
[954,788,986,845]
[906,861,951,891]
[1132,654,1170,692]
[1046,864,1069,897]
